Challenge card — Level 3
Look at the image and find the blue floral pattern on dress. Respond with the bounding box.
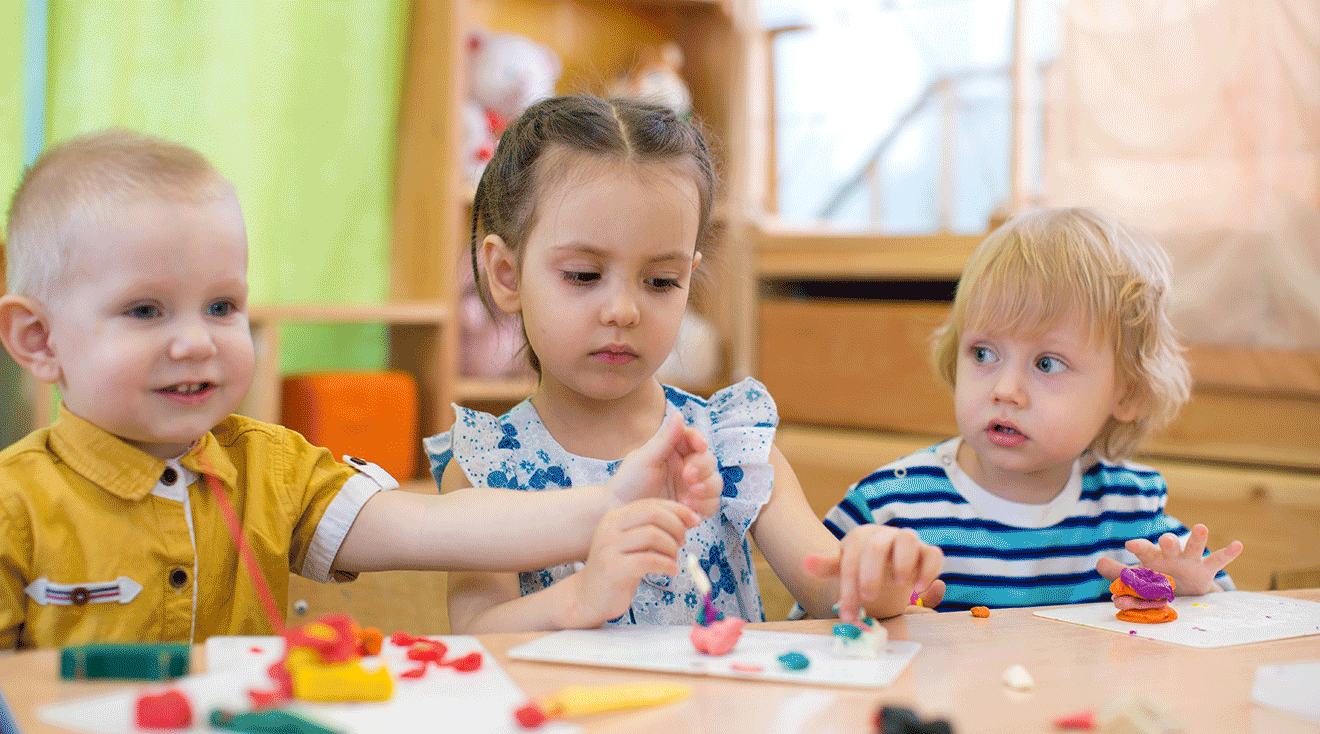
[422,377,778,625]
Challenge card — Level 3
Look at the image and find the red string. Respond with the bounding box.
[201,468,286,636]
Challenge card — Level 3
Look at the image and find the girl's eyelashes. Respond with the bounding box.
[562,271,601,285]
[646,277,682,291]
[126,303,163,320]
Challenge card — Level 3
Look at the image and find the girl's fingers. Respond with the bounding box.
[855,536,886,603]
[916,545,944,592]
[838,541,863,622]
[887,530,919,588]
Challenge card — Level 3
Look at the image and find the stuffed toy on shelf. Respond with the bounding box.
[606,41,692,120]
[462,28,561,187]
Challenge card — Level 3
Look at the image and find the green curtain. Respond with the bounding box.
[43,0,407,373]
[1,2,29,449]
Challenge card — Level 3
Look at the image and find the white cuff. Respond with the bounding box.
[301,459,399,582]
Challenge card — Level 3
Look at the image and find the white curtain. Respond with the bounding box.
[1043,0,1320,351]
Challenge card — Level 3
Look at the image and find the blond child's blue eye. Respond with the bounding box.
[971,346,995,363]
[1036,355,1065,373]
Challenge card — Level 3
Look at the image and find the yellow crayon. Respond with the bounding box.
[539,681,691,718]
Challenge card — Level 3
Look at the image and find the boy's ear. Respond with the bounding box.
[1113,382,1141,423]
[0,294,60,383]
[481,234,521,315]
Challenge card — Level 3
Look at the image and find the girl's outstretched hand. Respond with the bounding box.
[803,525,944,622]
[606,414,722,519]
[1095,524,1243,596]
[558,498,697,629]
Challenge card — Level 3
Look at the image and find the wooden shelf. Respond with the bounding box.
[241,301,451,477]
[753,223,981,280]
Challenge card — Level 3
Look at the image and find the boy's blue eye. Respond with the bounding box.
[1036,355,1065,374]
[127,304,161,319]
[208,300,237,317]
[971,346,995,364]
[563,271,599,284]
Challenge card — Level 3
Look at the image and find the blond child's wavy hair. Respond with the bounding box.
[931,207,1191,461]
[5,129,232,304]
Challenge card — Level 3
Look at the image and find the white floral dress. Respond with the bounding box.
[423,377,777,625]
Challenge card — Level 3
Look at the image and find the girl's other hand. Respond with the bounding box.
[559,498,696,628]
[803,525,944,622]
[607,414,721,519]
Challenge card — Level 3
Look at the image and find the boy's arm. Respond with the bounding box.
[333,414,720,575]
[448,498,693,632]
[752,446,942,621]
[0,501,26,649]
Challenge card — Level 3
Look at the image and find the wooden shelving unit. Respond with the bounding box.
[239,302,450,476]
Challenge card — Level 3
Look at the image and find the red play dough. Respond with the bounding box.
[690,617,747,655]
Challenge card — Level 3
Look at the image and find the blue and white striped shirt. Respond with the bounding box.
[823,437,1232,611]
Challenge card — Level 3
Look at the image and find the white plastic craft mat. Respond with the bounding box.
[39,635,579,734]
[507,626,920,688]
[1033,590,1320,648]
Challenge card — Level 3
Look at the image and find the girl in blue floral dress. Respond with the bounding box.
[425,96,945,633]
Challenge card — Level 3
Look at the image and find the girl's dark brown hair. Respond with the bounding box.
[469,95,720,372]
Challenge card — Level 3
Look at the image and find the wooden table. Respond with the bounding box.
[3,590,1317,734]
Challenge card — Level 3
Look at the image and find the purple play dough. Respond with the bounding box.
[1119,567,1174,602]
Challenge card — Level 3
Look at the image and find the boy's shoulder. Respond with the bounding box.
[847,438,958,496]
[0,425,58,476]
[1079,453,1166,493]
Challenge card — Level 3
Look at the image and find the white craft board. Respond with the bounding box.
[1033,591,1320,648]
[1252,660,1320,724]
[39,635,579,734]
[507,626,920,688]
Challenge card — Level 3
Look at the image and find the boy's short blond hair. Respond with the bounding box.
[5,129,232,302]
[931,207,1191,460]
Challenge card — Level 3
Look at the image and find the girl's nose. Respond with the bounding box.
[169,319,219,360]
[601,284,641,328]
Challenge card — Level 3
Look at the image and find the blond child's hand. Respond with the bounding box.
[1096,524,1243,596]
[606,414,722,519]
[802,525,943,622]
[558,498,699,629]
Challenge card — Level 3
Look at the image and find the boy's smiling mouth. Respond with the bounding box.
[157,382,215,396]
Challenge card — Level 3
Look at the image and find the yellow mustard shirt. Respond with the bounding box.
[0,405,396,649]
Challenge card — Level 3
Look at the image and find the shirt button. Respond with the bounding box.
[70,586,90,605]
[161,467,178,485]
[169,567,189,589]
[348,456,367,466]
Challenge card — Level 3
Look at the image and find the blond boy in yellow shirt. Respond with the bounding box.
[0,129,721,649]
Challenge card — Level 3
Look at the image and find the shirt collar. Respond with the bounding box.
[48,403,238,501]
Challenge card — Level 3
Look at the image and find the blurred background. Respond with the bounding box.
[2,0,1316,626]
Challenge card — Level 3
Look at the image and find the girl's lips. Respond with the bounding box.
[592,350,638,366]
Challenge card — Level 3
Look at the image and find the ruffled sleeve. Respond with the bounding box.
[423,405,512,489]
[705,377,778,538]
